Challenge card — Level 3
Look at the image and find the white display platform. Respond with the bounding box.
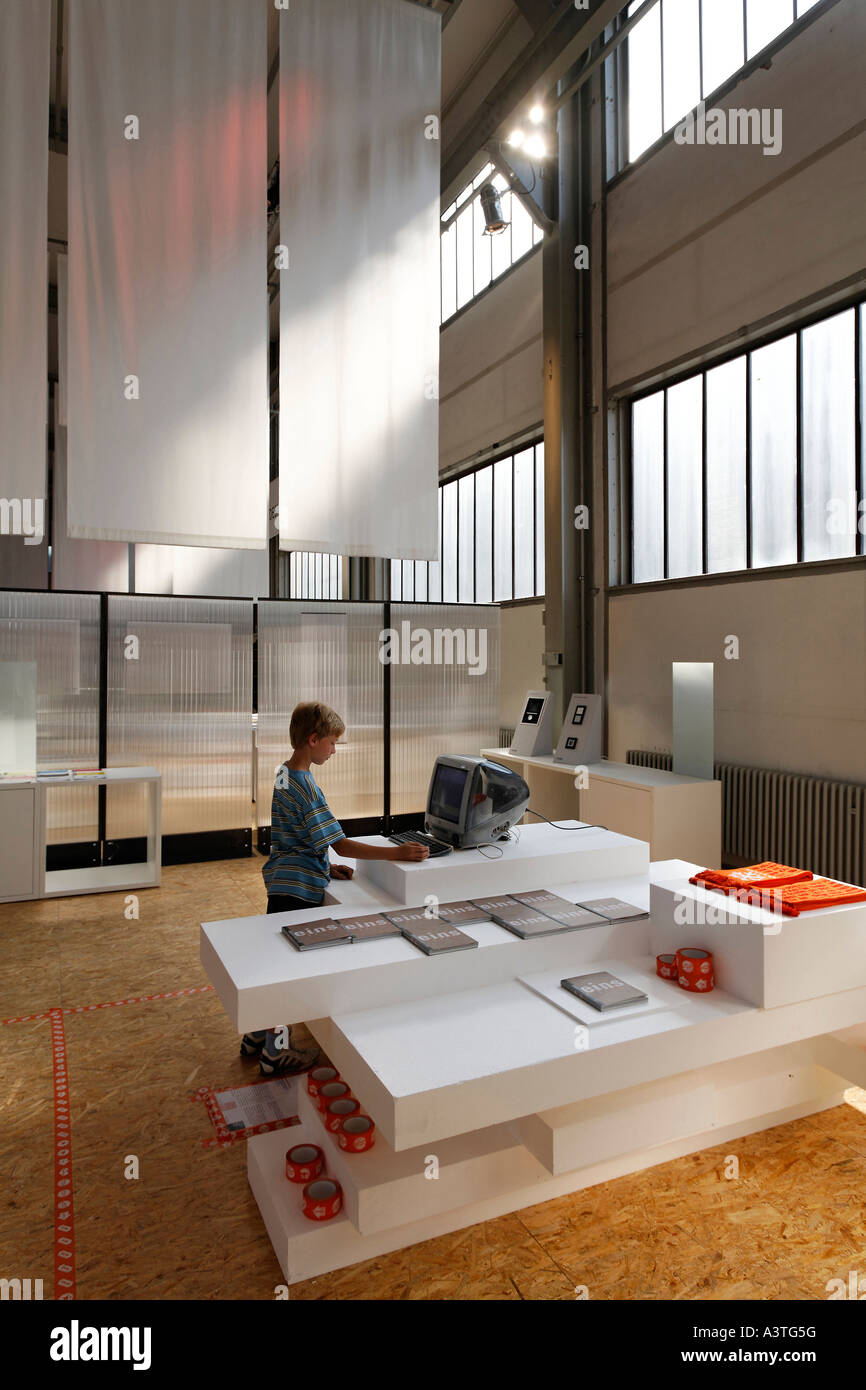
[515,1041,844,1174]
[650,875,866,1009]
[203,841,866,1287]
[357,821,649,904]
[200,835,653,1034]
[0,767,162,902]
[296,1085,547,1236]
[250,1056,845,1286]
[481,751,721,866]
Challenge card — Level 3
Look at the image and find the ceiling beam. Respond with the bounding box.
[442,0,622,195]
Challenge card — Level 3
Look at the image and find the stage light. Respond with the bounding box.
[523,133,546,159]
[479,182,508,234]
[507,128,525,148]
[529,104,544,124]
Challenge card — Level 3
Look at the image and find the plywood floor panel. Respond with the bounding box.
[2,855,866,1300]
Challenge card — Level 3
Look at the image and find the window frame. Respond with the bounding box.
[623,293,866,587]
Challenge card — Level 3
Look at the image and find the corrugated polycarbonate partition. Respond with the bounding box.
[257,601,385,827]
[390,603,500,816]
[106,595,254,838]
[0,590,100,843]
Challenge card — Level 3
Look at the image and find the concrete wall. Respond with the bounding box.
[606,0,866,391]
[608,568,866,783]
[439,249,543,473]
[499,600,545,732]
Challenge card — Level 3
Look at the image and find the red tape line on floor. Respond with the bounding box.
[49,1008,76,1301]
[2,984,215,1027]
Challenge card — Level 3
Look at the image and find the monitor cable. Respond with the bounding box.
[525,809,608,833]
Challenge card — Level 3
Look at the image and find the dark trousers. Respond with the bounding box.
[267,893,321,914]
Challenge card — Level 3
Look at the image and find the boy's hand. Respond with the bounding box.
[331,864,354,880]
[393,842,429,862]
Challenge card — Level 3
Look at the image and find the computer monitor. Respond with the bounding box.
[425,754,530,849]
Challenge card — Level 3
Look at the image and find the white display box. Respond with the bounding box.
[516,1041,843,1175]
[201,890,651,1035]
[296,1086,548,1236]
[313,959,866,1153]
[650,875,866,1009]
[357,821,649,904]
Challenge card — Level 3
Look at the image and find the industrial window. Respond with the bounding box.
[288,552,343,599]
[622,0,822,168]
[440,163,544,324]
[629,303,865,582]
[391,441,545,602]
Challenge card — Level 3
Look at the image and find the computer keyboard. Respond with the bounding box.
[387,830,452,857]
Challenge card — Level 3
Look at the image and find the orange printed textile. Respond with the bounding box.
[689,862,813,891]
[769,878,866,916]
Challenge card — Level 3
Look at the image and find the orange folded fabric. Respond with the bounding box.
[689,862,813,891]
[722,878,866,916]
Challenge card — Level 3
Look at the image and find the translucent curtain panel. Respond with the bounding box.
[105,596,254,839]
[390,603,500,816]
[0,591,100,845]
[257,601,385,826]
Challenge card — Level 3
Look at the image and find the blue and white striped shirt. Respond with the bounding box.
[262,766,344,902]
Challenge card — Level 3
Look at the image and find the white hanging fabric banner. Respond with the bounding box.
[279,0,440,560]
[66,0,268,548]
[0,0,50,505]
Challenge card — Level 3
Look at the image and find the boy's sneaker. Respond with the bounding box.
[240,1030,267,1057]
[259,1044,320,1077]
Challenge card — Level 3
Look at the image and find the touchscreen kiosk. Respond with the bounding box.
[553,693,602,765]
[509,690,555,756]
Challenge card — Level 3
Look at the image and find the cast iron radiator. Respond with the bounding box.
[626,751,866,886]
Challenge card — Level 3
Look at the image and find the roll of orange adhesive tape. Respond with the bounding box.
[676,947,714,992]
[302,1178,343,1221]
[285,1143,325,1184]
[337,1114,376,1153]
[656,953,677,980]
[325,1096,361,1133]
[307,1066,339,1100]
[317,1080,352,1113]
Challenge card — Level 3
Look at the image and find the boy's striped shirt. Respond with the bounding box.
[263,766,344,903]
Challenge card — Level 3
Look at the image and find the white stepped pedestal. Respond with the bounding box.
[248,1066,847,1286]
[357,822,649,904]
[650,876,866,1008]
[201,873,653,1035]
[296,1086,548,1236]
[516,1041,845,1174]
[313,962,866,1152]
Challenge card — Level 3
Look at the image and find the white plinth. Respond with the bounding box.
[482,752,721,866]
[515,1041,843,1174]
[200,857,654,1034]
[357,821,649,904]
[650,876,866,1009]
[296,1086,547,1236]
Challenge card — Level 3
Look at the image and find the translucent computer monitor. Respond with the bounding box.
[425,754,530,849]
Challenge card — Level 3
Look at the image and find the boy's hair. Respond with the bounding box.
[289,701,345,749]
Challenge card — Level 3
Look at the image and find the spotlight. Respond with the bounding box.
[507,128,525,148]
[529,104,544,124]
[479,182,508,235]
[523,133,546,159]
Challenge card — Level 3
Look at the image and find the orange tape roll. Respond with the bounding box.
[302,1178,343,1222]
[285,1143,325,1184]
[656,953,678,980]
[325,1097,361,1133]
[307,1066,339,1099]
[676,947,714,992]
[337,1114,376,1153]
[316,1080,352,1112]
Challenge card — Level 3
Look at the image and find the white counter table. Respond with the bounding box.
[201,825,866,1285]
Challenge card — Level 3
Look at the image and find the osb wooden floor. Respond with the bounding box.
[2,855,866,1301]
